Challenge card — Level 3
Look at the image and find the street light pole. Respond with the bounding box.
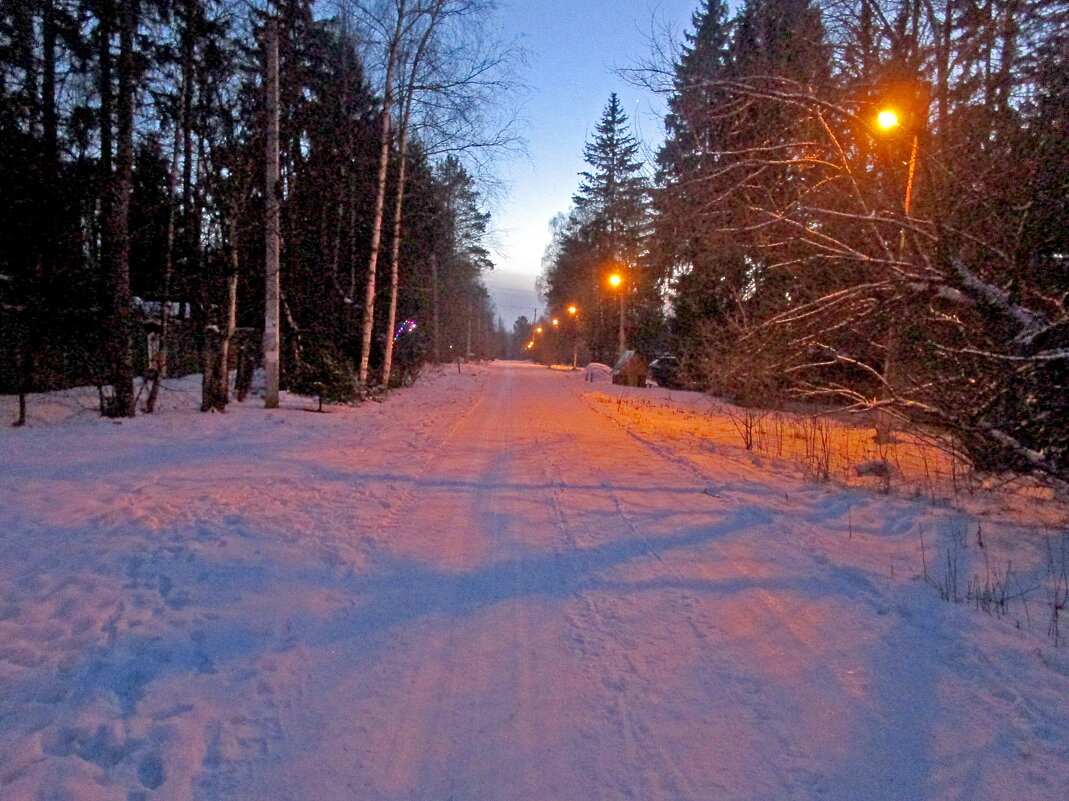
[876,103,921,243]
[567,305,579,369]
[874,92,925,443]
[903,132,918,218]
[608,272,625,357]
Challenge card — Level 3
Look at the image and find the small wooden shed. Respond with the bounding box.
[611,350,647,387]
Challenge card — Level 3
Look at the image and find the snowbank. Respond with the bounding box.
[583,361,612,383]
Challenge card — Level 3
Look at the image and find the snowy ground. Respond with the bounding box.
[1,361,1068,801]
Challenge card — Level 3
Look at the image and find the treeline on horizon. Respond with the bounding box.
[540,0,1069,480]
[0,0,516,419]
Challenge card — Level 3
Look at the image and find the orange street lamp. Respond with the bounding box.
[607,271,626,356]
[873,84,927,444]
[876,109,900,131]
[535,326,543,335]
[876,106,918,219]
[565,305,580,368]
[552,318,559,327]
[873,79,927,220]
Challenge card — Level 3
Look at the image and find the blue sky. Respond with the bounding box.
[485,0,700,325]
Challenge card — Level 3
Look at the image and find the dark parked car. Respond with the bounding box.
[648,356,682,389]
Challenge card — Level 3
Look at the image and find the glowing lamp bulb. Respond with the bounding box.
[877,109,900,130]
[608,273,622,288]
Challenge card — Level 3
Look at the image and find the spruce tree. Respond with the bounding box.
[573,92,649,262]
[652,0,739,374]
[659,0,733,179]
[541,93,655,362]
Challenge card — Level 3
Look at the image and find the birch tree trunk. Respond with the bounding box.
[357,0,406,390]
[202,226,239,412]
[379,114,409,388]
[380,1,440,388]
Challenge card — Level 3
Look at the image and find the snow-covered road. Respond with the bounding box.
[2,361,1067,800]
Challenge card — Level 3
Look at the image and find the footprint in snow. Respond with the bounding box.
[138,753,165,789]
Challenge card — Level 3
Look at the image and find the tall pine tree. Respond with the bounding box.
[573,92,649,264]
[543,93,655,362]
[652,0,740,377]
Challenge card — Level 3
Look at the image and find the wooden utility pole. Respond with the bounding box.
[431,253,441,363]
[465,293,473,359]
[263,17,281,408]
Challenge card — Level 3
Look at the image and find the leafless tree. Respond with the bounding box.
[626,0,1068,478]
[379,0,522,386]
[680,68,1065,476]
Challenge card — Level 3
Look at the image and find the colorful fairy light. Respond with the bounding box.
[393,319,418,340]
